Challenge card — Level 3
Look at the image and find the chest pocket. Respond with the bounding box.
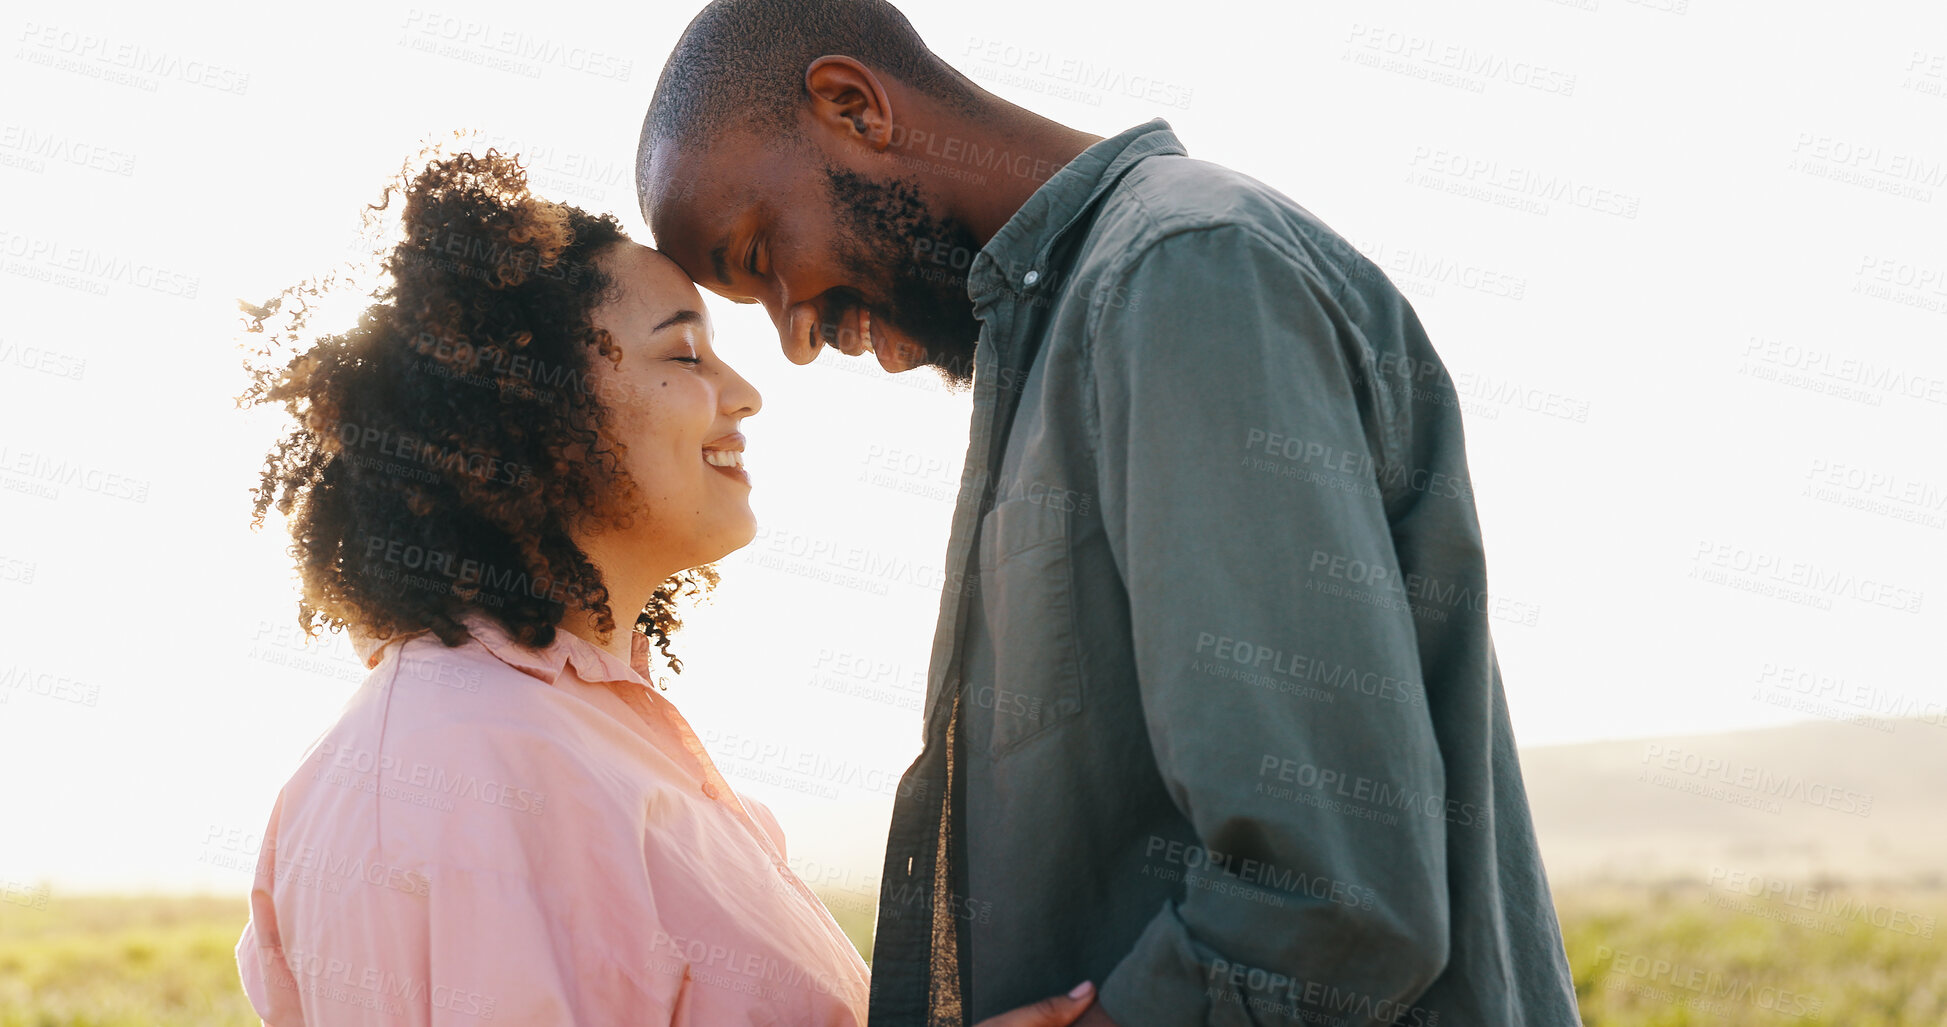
[974,495,1085,759]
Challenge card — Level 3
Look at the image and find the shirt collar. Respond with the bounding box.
[967,117,1187,307]
[349,610,656,688]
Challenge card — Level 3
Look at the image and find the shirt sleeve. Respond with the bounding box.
[1085,223,1452,1027]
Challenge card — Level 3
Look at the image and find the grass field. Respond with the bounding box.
[2,886,1942,1025]
[1558,884,1946,1026]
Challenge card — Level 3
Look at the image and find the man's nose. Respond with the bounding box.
[780,302,822,365]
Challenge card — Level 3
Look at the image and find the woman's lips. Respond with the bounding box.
[704,456,749,486]
[702,434,749,486]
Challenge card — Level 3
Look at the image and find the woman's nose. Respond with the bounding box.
[721,361,762,418]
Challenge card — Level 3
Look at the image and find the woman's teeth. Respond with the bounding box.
[703,450,744,468]
[861,309,872,354]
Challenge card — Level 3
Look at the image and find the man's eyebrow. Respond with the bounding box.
[653,309,706,333]
[709,243,732,287]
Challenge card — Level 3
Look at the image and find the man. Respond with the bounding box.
[636,2,1584,1025]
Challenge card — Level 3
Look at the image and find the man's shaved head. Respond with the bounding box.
[638,0,979,181]
[635,0,1072,387]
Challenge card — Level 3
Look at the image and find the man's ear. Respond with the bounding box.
[804,56,894,152]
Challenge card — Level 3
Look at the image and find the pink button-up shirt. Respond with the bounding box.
[235,611,870,1025]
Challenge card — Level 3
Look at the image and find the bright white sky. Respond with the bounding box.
[1,0,1942,893]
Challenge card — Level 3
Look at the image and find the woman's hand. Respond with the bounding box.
[971,980,1099,1027]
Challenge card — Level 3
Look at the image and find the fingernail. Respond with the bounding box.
[1068,980,1094,1000]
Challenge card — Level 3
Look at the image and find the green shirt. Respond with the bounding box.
[867,119,1581,1027]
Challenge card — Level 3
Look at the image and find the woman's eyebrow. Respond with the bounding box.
[653,309,706,333]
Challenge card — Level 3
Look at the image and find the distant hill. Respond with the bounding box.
[1521,717,1947,886]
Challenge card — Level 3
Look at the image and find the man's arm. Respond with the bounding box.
[1085,222,1451,1027]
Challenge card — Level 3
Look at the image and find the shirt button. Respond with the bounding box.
[1022,269,1040,286]
[702,781,719,799]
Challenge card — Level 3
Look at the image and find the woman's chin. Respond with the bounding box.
[698,508,760,564]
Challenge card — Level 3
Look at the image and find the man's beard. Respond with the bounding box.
[824,168,983,388]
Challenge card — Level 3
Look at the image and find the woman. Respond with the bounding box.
[234,151,1096,1025]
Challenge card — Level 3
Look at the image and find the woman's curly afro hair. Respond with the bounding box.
[238,146,715,676]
